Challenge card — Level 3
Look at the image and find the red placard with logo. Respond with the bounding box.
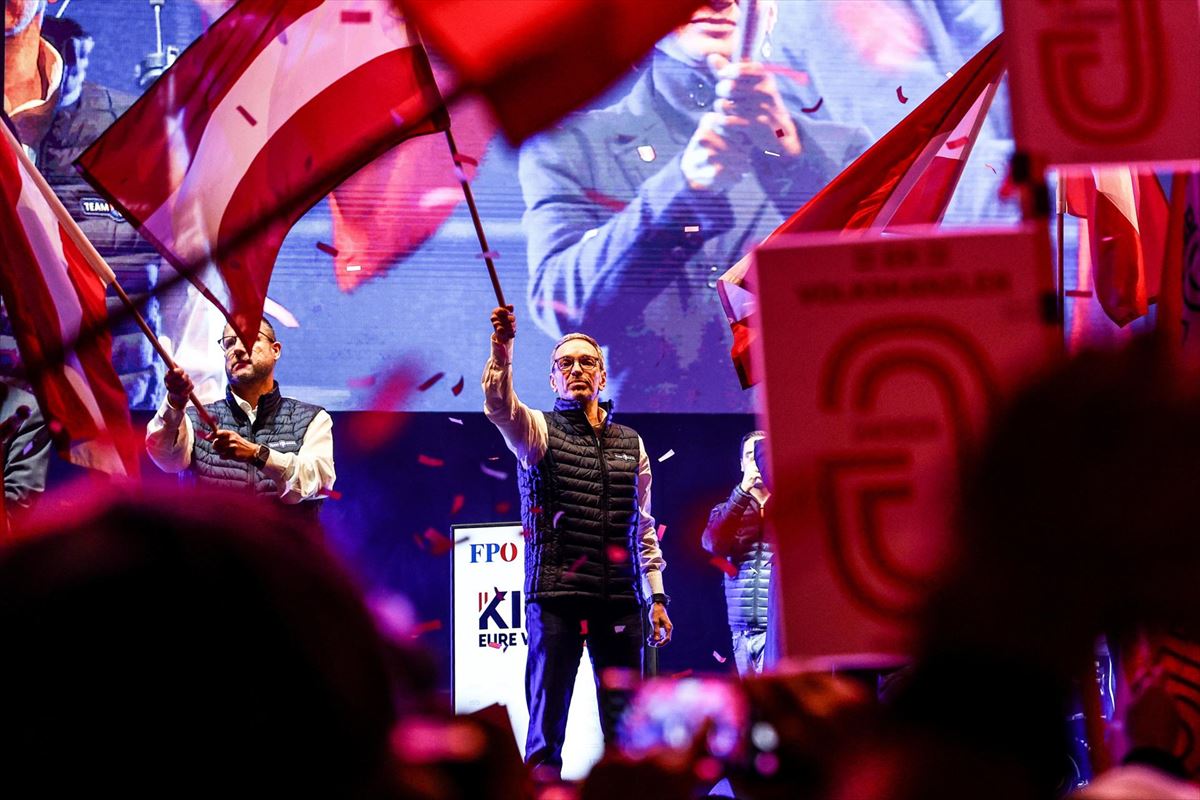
[1001,0,1200,167]
[751,227,1060,663]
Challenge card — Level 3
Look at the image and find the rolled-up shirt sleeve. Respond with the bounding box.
[258,410,335,504]
[636,435,666,597]
[145,400,193,473]
[481,335,547,468]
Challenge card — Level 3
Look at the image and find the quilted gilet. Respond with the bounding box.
[702,486,772,631]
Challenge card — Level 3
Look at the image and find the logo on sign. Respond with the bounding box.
[470,542,518,563]
[80,197,126,222]
[477,588,526,649]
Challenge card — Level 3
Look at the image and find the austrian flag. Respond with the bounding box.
[76,0,449,351]
[0,126,138,477]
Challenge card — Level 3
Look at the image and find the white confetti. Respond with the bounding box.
[345,264,362,272]
[480,463,509,481]
[657,449,675,463]
[581,228,600,243]
[614,625,626,633]
[636,145,656,162]
[683,225,700,233]
[763,150,781,158]
[448,417,463,425]
[264,296,300,328]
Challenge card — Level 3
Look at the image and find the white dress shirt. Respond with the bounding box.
[482,335,666,597]
[145,393,335,504]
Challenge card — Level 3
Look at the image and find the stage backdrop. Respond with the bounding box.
[2,0,1017,414]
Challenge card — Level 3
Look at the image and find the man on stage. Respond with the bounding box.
[482,304,672,778]
[145,319,334,520]
[703,431,772,675]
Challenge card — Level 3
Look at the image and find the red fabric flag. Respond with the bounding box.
[397,0,703,143]
[717,34,1006,387]
[75,0,449,351]
[1063,168,1170,326]
[0,126,138,477]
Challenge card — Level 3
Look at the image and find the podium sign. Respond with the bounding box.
[751,227,1059,662]
[1002,0,1200,167]
[451,522,603,780]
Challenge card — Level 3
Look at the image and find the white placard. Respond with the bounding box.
[452,522,604,780]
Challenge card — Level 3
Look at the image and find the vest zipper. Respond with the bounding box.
[592,422,610,603]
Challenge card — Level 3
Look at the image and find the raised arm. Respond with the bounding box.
[145,366,196,473]
[481,305,547,468]
[701,485,756,558]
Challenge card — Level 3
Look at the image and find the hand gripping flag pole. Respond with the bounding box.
[0,119,218,433]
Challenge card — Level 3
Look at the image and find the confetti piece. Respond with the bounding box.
[452,153,478,167]
[896,86,908,104]
[481,463,508,480]
[345,264,362,272]
[317,488,343,500]
[488,641,502,649]
[418,372,445,391]
[235,105,257,125]
[564,555,587,576]
[495,500,511,514]
[614,625,626,633]
[347,375,377,388]
[553,510,565,528]
[657,449,675,463]
[580,620,589,635]
[454,536,470,546]
[530,506,543,514]
[671,669,695,680]
[800,97,824,114]
[475,250,500,260]
[710,557,738,578]
[656,523,667,541]
[264,296,300,328]
[450,494,465,515]
[20,441,34,456]
[607,544,628,563]
[412,534,426,550]
[583,188,628,212]
[412,619,442,636]
[713,651,727,664]
[451,376,465,396]
[487,456,501,461]
[418,454,445,467]
[448,417,463,425]
[695,757,722,783]
[340,9,372,23]
[683,225,701,233]
[985,163,998,174]
[774,128,785,138]
[763,150,781,157]
[316,241,338,257]
[581,228,600,243]
[946,136,970,150]
[48,420,63,435]
[423,527,452,556]
[493,587,507,601]
[636,145,656,162]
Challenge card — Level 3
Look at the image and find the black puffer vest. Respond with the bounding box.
[702,487,772,632]
[518,399,643,603]
[185,382,324,521]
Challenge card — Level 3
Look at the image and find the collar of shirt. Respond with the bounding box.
[232,393,257,426]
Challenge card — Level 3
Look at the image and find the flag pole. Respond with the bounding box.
[0,121,219,432]
[1056,174,1066,324]
[443,128,506,308]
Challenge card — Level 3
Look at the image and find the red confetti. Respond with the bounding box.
[340,9,372,23]
[487,456,501,461]
[583,188,628,212]
[487,641,502,649]
[564,555,587,576]
[412,619,442,636]
[800,97,824,114]
[671,669,695,680]
[774,127,785,138]
[495,500,512,515]
[946,136,970,150]
[607,544,628,563]
[530,506,543,515]
[235,105,257,125]
[344,364,418,450]
[713,651,727,664]
[423,527,452,556]
[316,241,338,257]
[347,375,377,389]
[475,250,500,260]
[317,488,343,500]
[450,494,465,515]
[451,376,465,396]
[481,463,508,480]
[896,86,908,103]
[452,153,478,167]
[48,420,64,435]
[710,557,738,578]
[657,523,667,541]
[418,372,445,391]
[580,620,589,635]
[418,454,444,468]
[412,533,426,551]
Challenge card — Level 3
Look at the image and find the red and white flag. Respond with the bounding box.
[1063,167,1170,327]
[0,124,138,477]
[718,34,1006,387]
[76,0,449,350]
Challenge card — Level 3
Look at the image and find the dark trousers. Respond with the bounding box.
[524,597,644,769]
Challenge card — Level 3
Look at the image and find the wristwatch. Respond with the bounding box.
[651,592,670,607]
[250,444,270,469]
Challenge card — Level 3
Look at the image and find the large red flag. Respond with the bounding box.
[0,125,138,477]
[397,0,703,143]
[718,34,1006,387]
[75,0,449,351]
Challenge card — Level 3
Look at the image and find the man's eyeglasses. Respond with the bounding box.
[217,332,274,351]
[554,355,601,373]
